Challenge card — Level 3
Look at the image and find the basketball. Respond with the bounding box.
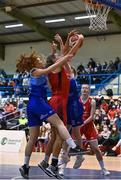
[69,34,79,47]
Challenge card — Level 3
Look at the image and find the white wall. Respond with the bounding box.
[0,34,121,73]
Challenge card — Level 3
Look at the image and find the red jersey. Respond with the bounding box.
[48,67,70,125]
[80,97,92,121]
[80,97,98,140]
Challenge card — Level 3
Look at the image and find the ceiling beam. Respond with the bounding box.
[0,7,55,42]
[0,11,86,25]
[0,21,112,36]
[17,0,76,9]
[0,44,5,60]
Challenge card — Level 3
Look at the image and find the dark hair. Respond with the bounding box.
[46,54,56,67]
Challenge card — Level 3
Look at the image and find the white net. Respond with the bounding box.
[84,0,111,31]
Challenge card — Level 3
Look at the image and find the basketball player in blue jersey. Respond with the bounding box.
[17,51,84,179]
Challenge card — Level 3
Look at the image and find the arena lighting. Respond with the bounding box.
[75,15,96,20]
[45,18,65,23]
[5,23,23,28]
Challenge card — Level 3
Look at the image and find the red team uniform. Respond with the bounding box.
[48,67,70,125]
[80,97,98,141]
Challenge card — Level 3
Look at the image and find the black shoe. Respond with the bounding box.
[68,146,89,156]
[38,160,50,176]
[46,165,63,179]
[19,164,29,179]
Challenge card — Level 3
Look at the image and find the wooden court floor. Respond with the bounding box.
[0,152,121,179]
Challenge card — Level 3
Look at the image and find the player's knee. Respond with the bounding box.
[29,136,38,143]
[93,146,100,153]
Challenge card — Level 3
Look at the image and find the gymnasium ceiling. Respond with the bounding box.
[0,0,121,46]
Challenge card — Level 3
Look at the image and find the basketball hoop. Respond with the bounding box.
[83,0,112,31]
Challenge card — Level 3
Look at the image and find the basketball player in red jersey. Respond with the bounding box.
[73,84,110,176]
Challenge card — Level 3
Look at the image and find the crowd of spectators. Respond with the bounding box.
[0,70,29,97]
[93,96,121,156]
[77,57,121,84]
[0,97,26,130]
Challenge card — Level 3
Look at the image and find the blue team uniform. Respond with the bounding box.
[67,78,83,127]
[115,118,121,139]
[27,73,55,127]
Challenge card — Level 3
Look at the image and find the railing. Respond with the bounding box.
[0,72,121,97]
[77,72,121,96]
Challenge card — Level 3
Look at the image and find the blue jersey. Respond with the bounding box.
[68,78,79,98]
[67,78,83,127]
[27,73,55,127]
[115,118,121,138]
[29,74,48,99]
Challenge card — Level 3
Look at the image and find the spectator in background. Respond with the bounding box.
[18,113,28,130]
[108,105,118,124]
[107,60,115,73]
[114,112,121,138]
[94,109,102,126]
[118,59,121,71]
[96,62,102,73]
[100,125,120,156]
[102,62,108,73]
[18,99,26,114]
[87,58,96,69]
[100,99,109,113]
[114,57,120,71]
[101,125,119,147]
[3,101,16,114]
[98,125,111,145]
[101,112,110,126]
[77,63,85,75]
[112,114,121,155]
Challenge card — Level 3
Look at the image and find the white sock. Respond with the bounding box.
[44,155,50,163]
[98,160,105,170]
[24,156,30,167]
[66,138,76,149]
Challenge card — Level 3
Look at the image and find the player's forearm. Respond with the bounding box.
[84,116,93,125]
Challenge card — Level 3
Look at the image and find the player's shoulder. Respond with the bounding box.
[90,97,96,104]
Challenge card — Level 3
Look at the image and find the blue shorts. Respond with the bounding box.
[27,96,55,127]
[67,96,83,127]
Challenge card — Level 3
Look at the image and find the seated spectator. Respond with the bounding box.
[87,58,96,69]
[100,99,109,113]
[94,109,102,125]
[102,113,110,126]
[100,125,120,156]
[18,113,28,129]
[112,112,121,153]
[98,125,111,145]
[108,105,118,124]
[102,62,108,73]
[3,101,16,114]
[112,139,121,154]
[96,124,103,135]
[77,63,85,75]
[102,125,119,147]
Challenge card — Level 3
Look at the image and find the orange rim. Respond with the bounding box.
[83,0,105,9]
